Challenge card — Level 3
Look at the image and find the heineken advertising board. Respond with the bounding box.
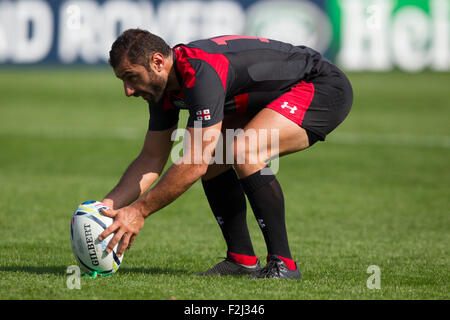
[329,0,449,71]
[0,0,448,71]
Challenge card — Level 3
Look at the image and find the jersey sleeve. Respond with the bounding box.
[181,59,226,128]
[147,95,180,131]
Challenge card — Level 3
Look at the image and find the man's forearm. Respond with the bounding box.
[132,161,206,218]
[125,123,221,218]
[103,154,165,209]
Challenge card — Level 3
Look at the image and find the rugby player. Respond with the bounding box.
[98,29,353,279]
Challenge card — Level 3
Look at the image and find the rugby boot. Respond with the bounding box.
[250,255,302,279]
[196,257,262,276]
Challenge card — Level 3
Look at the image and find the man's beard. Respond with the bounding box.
[145,71,167,104]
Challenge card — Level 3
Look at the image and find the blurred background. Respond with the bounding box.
[0,0,449,299]
[1,0,448,70]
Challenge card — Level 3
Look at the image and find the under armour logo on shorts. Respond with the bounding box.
[281,102,298,114]
[196,109,211,121]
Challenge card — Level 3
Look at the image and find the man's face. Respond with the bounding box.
[114,56,167,104]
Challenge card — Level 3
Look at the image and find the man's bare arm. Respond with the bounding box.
[133,122,222,217]
[102,126,175,209]
[99,122,222,256]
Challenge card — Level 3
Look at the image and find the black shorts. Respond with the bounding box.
[265,62,353,146]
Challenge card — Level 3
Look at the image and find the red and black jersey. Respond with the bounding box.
[148,35,328,131]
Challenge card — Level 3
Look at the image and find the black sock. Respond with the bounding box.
[240,167,293,263]
[202,168,256,260]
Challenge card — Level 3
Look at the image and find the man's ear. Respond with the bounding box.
[151,53,165,72]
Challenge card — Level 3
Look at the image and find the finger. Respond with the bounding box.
[98,221,119,241]
[106,228,125,253]
[101,208,117,218]
[127,235,137,250]
[117,232,131,257]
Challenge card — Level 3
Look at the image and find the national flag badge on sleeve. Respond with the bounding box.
[196,109,211,121]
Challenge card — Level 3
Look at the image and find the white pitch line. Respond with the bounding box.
[1,127,449,149]
[0,127,143,140]
[328,132,450,149]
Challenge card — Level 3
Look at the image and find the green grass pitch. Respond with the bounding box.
[0,68,448,300]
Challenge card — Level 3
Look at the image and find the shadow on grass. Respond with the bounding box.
[117,267,189,276]
[0,265,67,275]
[0,265,189,276]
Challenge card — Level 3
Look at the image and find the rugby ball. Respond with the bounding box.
[70,200,123,276]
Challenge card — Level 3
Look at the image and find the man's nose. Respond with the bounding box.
[124,82,135,97]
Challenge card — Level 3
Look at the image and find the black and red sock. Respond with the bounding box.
[202,168,257,264]
[240,167,296,270]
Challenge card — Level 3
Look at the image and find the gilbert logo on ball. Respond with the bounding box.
[70,201,123,276]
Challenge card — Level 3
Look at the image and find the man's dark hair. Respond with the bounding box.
[109,29,171,70]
